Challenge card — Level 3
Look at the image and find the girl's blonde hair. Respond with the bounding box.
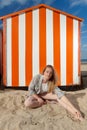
[42,65,58,93]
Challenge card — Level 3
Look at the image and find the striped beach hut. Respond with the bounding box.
[0,4,83,87]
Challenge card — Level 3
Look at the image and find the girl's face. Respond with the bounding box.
[43,67,53,81]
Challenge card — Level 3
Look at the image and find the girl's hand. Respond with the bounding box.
[37,98,45,105]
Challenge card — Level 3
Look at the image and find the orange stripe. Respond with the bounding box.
[66,17,73,85]
[53,12,61,86]
[12,16,19,86]
[25,11,32,86]
[39,8,46,73]
[3,20,7,86]
[78,22,81,79]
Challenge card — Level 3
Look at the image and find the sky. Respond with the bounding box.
[0,0,87,60]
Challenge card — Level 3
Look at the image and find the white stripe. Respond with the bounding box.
[60,14,66,85]
[32,9,39,77]
[46,9,53,65]
[19,13,26,86]
[6,18,12,86]
[73,20,79,84]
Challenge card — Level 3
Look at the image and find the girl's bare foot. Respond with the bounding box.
[74,111,84,121]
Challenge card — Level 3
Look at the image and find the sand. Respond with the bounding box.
[0,87,87,130]
[0,63,87,130]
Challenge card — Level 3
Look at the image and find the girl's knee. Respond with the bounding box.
[24,96,33,107]
[24,99,30,107]
[24,98,41,108]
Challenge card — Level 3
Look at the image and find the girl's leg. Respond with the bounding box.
[24,96,41,108]
[39,92,58,103]
[41,93,84,121]
[57,95,84,121]
[40,92,58,100]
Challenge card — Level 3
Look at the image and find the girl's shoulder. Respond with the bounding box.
[31,74,43,85]
[33,74,43,80]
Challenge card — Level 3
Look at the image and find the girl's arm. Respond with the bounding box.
[28,74,40,96]
[33,94,45,105]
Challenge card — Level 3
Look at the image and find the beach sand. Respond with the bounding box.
[0,88,87,130]
[0,64,87,130]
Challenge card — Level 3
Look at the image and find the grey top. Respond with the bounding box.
[28,74,64,99]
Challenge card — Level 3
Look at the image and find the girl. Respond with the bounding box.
[24,65,84,121]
